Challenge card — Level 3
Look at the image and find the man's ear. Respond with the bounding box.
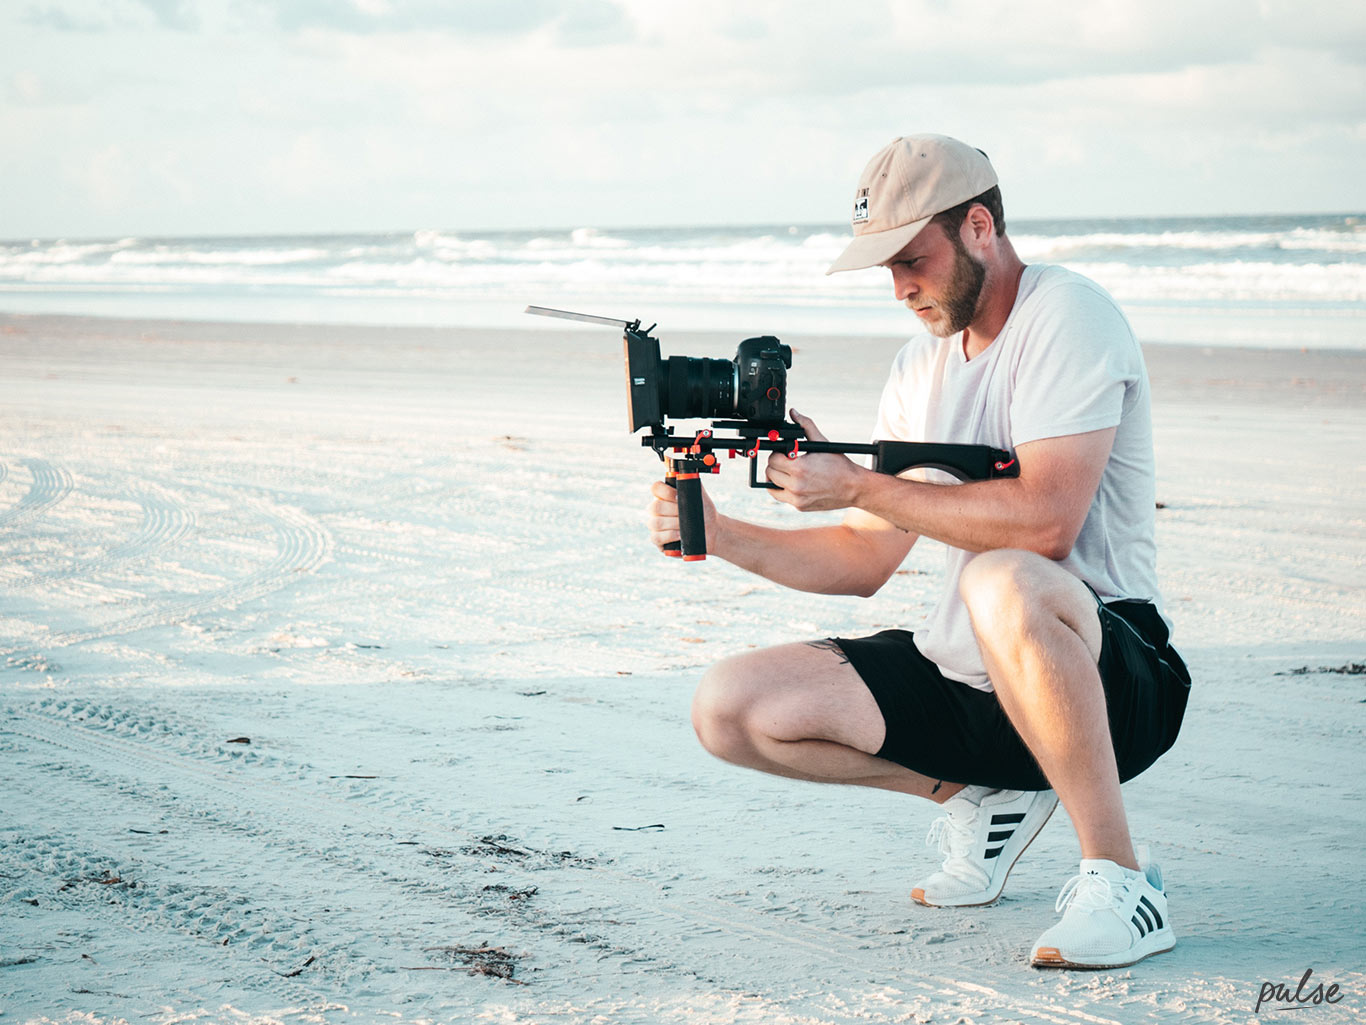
[962,203,995,248]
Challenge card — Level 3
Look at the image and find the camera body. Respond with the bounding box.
[625,324,792,433]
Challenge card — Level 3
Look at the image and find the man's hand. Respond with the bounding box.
[763,410,869,512]
[647,476,721,554]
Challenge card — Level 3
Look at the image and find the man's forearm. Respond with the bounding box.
[851,471,1073,560]
[766,428,1116,563]
[710,515,905,598]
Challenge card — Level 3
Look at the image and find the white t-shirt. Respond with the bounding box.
[872,263,1165,691]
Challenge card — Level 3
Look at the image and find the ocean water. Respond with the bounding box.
[1,213,1363,350]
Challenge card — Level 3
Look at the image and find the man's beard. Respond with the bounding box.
[927,241,987,338]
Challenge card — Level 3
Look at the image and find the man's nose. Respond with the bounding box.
[891,264,917,302]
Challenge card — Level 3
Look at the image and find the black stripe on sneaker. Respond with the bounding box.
[1135,902,1154,933]
[1131,913,1148,937]
[984,846,1004,859]
[991,813,1026,825]
[1140,895,1164,929]
[987,830,1014,843]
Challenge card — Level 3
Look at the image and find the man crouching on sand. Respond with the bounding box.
[647,134,1191,969]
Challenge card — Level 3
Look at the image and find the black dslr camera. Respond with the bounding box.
[526,306,1019,562]
[624,329,791,431]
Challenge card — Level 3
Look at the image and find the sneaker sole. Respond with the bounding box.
[911,794,1059,908]
[1031,931,1176,970]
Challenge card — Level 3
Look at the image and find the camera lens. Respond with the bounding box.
[664,356,737,420]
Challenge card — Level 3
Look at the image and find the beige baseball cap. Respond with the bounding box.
[826,134,998,275]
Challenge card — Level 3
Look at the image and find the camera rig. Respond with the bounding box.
[525,306,1019,561]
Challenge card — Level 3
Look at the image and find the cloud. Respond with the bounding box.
[8,71,44,104]
[136,0,199,31]
[21,0,127,32]
[252,0,631,41]
[3,0,1362,235]
[555,0,632,45]
[22,0,203,32]
[611,0,1366,97]
[268,0,548,34]
[22,0,632,39]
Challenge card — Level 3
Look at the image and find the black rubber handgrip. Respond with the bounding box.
[673,472,708,561]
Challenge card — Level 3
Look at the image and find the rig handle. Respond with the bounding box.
[665,459,708,561]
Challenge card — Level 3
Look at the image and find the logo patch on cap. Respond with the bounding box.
[852,189,870,224]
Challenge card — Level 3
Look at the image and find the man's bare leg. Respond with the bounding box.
[690,641,961,803]
[958,549,1137,870]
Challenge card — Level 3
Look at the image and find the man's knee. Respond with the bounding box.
[958,548,1047,627]
[691,654,758,762]
[961,549,1098,639]
[958,548,1101,662]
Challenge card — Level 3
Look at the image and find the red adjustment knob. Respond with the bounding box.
[766,387,780,400]
[702,453,717,466]
[767,430,779,441]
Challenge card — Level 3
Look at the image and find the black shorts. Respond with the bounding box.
[834,596,1191,791]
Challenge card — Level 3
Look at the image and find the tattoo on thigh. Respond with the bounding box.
[805,638,850,665]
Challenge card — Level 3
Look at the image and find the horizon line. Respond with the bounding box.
[4,210,1363,247]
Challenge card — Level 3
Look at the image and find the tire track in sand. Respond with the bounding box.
[44,484,331,648]
[0,457,74,529]
[2,702,587,1006]
[0,823,334,1009]
[0,697,1184,1025]
[2,476,197,590]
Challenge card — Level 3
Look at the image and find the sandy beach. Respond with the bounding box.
[1,312,1363,1024]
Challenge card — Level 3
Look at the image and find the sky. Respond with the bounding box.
[2,0,1364,239]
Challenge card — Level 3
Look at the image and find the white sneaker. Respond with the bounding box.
[1031,851,1176,968]
[911,786,1058,907]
